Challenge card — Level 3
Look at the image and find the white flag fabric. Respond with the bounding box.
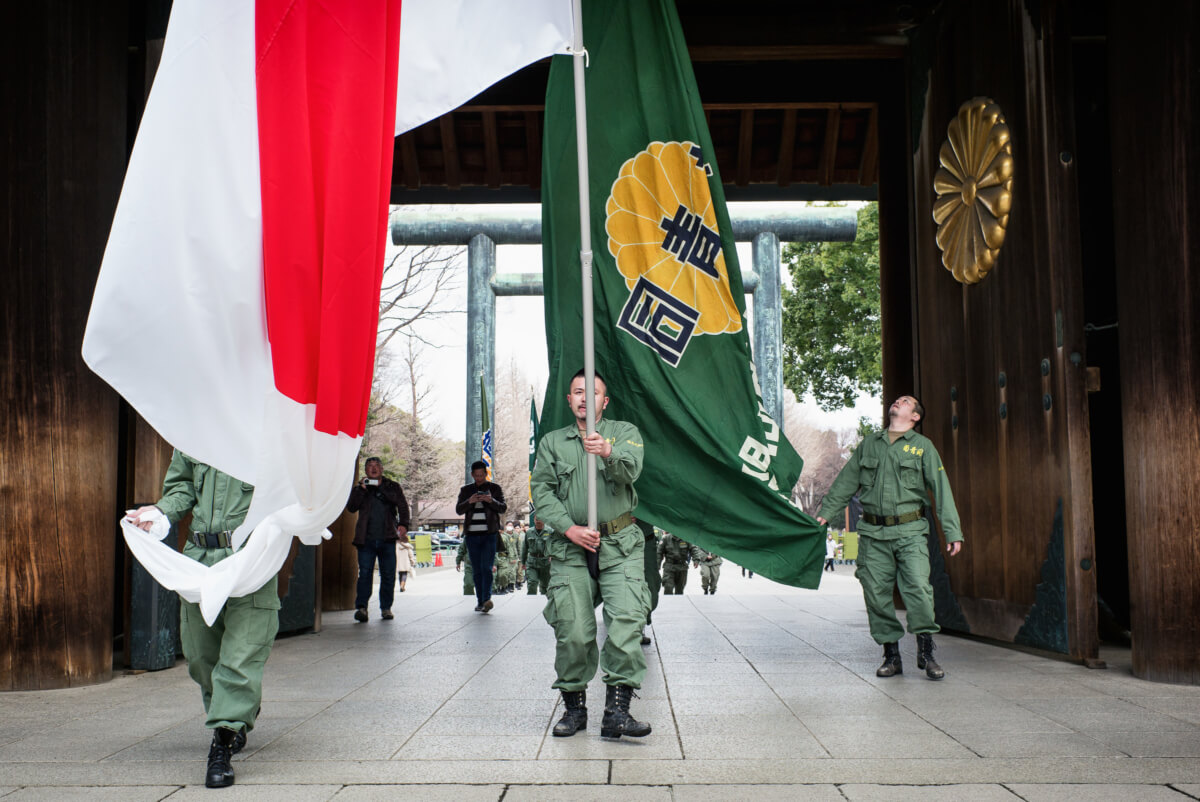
[83,0,573,624]
[397,0,575,134]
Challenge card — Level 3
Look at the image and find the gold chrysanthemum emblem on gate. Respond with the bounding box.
[932,98,1014,285]
[605,141,741,367]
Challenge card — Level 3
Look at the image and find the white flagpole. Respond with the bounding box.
[571,0,597,534]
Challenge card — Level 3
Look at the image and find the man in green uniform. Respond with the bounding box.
[819,396,964,680]
[658,532,699,594]
[130,451,279,788]
[636,520,661,644]
[507,524,524,591]
[514,524,527,590]
[493,529,516,594]
[531,369,651,740]
[696,549,723,594]
[522,518,552,595]
[456,541,474,596]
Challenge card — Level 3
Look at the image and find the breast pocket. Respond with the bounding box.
[859,457,880,488]
[554,463,575,501]
[900,457,923,489]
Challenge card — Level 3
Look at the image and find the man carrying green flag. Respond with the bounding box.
[539,0,824,590]
[532,369,651,740]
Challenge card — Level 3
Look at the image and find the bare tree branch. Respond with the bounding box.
[490,357,536,523]
[782,392,855,518]
[375,242,464,352]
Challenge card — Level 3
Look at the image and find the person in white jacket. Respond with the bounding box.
[396,531,417,593]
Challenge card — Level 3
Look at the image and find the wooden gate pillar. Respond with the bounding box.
[1109,3,1200,685]
[1,2,130,689]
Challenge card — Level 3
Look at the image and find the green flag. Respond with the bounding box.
[528,396,539,515]
[540,0,824,587]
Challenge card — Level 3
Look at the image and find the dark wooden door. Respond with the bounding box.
[896,0,1098,660]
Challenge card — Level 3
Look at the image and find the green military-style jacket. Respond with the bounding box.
[505,531,521,568]
[819,428,963,542]
[696,550,723,567]
[156,450,253,534]
[456,541,471,569]
[658,534,700,566]
[531,417,644,570]
[522,526,551,566]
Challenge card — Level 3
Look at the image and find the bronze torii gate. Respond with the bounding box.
[389,207,857,479]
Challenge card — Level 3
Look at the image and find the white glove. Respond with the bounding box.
[125,506,169,539]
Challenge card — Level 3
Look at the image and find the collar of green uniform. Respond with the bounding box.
[880,427,918,442]
[566,418,608,440]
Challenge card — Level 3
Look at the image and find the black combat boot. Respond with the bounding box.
[916,633,945,680]
[875,642,903,677]
[600,685,651,739]
[552,690,587,737]
[205,727,238,788]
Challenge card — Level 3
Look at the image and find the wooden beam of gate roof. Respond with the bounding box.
[687,44,905,61]
[386,29,912,204]
[859,106,878,186]
[399,133,419,189]
[777,108,796,187]
[439,115,460,190]
[524,111,541,190]
[482,111,501,189]
[737,109,754,186]
[818,107,841,186]
[701,101,874,111]
[460,101,875,113]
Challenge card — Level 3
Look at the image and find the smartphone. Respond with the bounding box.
[365,478,380,487]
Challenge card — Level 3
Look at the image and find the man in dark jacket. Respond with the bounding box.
[455,460,507,613]
[346,457,410,622]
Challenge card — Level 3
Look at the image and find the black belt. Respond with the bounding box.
[191,531,234,549]
[597,512,634,536]
[862,508,924,527]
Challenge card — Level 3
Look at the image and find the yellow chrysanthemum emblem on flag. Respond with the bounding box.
[605,141,742,367]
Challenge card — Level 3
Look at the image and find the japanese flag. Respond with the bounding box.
[82,0,573,624]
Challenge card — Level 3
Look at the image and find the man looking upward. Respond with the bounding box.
[531,369,651,740]
[819,395,964,680]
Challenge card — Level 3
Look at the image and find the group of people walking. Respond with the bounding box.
[455,518,552,598]
[125,365,964,787]
[657,532,724,594]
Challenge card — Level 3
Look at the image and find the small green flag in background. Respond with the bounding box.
[539,0,825,588]
[528,396,539,515]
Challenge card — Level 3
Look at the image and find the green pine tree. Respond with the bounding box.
[781,202,881,411]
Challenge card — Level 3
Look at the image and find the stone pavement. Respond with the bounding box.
[2,563,1199,801]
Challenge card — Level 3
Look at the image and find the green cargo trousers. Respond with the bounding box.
[526,562,550,595]
[179,542,280,733]
[495,558,515,590]
[661,563,688,594]
[543,528,650,691]
[700,564,720,593]
[642,534,661,622]
[855,533,938,644]
[460,558,475,595]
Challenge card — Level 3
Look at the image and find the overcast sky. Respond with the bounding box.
[384,202,881,442]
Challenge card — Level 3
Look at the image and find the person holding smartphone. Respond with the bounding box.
[346,457,410,622]
[455,461,508,612]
